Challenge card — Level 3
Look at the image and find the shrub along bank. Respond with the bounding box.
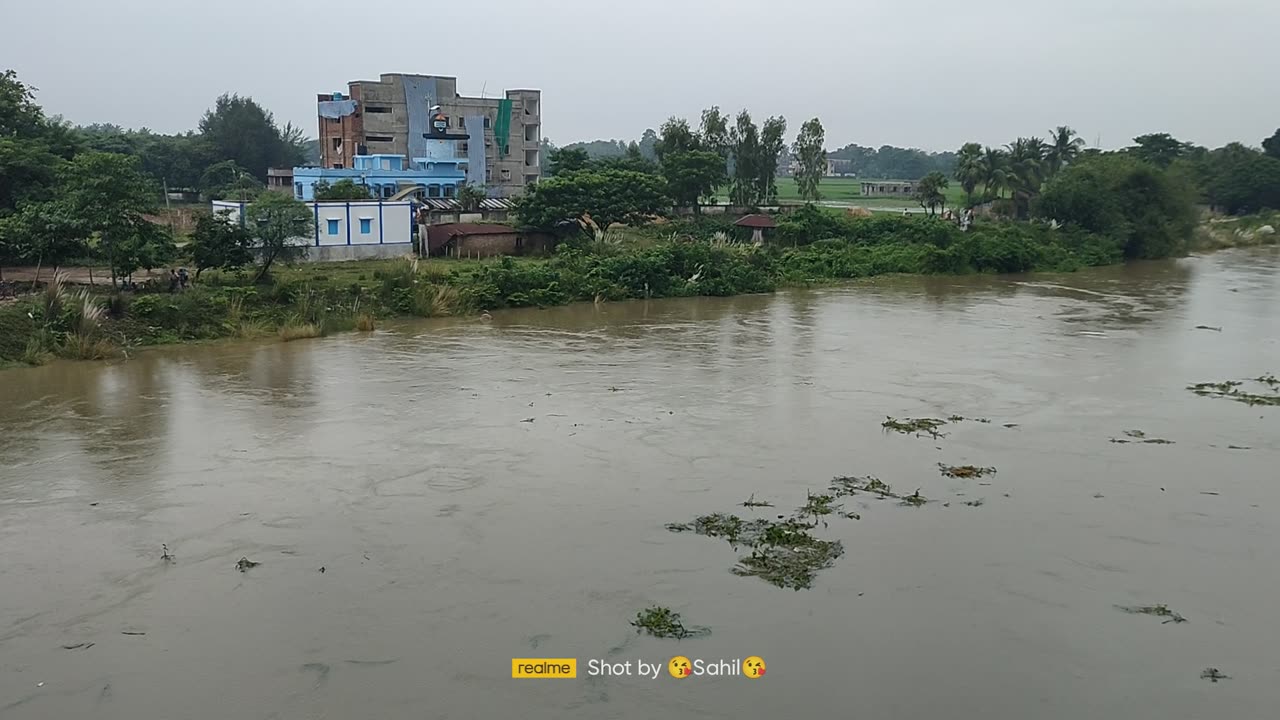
[0,214,1185,367]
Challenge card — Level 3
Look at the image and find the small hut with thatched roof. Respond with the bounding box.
[734,214,777,246]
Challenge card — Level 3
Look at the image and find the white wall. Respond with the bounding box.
[211,200,415,247]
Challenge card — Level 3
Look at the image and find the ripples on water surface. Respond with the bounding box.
[1,248,1279,719]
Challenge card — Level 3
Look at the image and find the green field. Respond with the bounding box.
[774,176,968,210]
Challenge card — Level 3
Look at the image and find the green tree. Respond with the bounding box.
[514,169,670,231]
[1201,143,1280,214]
[188,210,255,279]
[1045,125,1085,177]
[547,147,591,176]
[655,117,698,161]
[729,110,760,206]
[758,116,788,204]
[200,159,261,201]
[1005,137,1046,218]
[595,143,659,174]
[662,150,727,211]
[456,182,487,211]
[198,93,297,181]
[791,117,827,202]
[1,70,81,217]
[245,193,313,283]
[1036,154,1197,259]
[55,152,164,286]
[312,178,372,201]
[913,171,949,216]
[1129,133,1188,167]
[0,199,84,282]
[979,146,1009,200]
[637,128,659,161]
[699,106,730,159]
[953,142,984,204]
[1262,129,1280,160]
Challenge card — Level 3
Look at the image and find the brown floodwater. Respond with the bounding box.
[2,248,1280,719]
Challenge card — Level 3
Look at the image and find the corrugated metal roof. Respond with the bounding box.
[417,198,516,211]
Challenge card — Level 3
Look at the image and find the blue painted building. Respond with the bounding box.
[292,139,468,201]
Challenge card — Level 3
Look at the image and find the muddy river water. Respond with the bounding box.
[2,248,1280,719]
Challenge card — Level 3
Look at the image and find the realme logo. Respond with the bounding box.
[512,658,577,679]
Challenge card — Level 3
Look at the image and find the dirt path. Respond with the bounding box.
[0,266,171,286]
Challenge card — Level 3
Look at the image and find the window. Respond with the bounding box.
[443,184,455,198]
[365,135,394,143]
[459,141,469,154]
[331,138,342,150]
[380,158,393,170]
[366,105,391,114]
[483,117,491,128]
[428,184,441,198]
[500,168,511,180]
[327,219,340,235]
[359,218,372,234]
[332,163,343,169]
[294,182,303,198]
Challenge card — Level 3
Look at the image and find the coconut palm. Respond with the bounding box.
[979,147,1009,201]
[1004,137,1047,218]
[1044,126,1085,177]
[953,142,985,205]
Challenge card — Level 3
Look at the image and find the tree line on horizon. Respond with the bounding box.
[947,126,1280,218]
[516,106,832,230]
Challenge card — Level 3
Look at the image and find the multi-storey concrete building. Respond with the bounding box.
[316,74,541,198]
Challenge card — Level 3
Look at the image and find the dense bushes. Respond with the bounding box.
[1035,154,1198,259]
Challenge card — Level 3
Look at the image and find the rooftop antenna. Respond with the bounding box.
[480,81,488,99]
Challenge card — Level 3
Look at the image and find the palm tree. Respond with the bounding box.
[979,146,1009,201]
[1004,137,1046,218]
[1044,126,1085,177]
[953,142,984,205]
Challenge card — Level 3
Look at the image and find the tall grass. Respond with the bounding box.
[39,271,68,322]
[413,285,460,317]
[59,289,114,360]
[279,320,325,342]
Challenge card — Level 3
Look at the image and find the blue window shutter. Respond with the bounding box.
[360,218,371,234]
[327,219,339,235]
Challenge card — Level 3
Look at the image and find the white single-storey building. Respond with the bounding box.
[211,199,415,261]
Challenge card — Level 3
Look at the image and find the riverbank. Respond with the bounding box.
[1,214,1273,369]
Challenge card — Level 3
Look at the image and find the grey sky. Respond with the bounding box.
[8,0,1278,152]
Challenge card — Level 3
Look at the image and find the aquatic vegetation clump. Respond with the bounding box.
[1110,429,1176,444]
[829,475,896,499]
[665,513,770,546]
[1188,377,1280,406]
[733,539,844,591]
[797,491,837,525]
[740,494,773,508]
[1116,604,1187,624]
[882,416,948,437]
[1200,667,1230,683]
[900,489,929,507]
[630,606,710,639]
[938,464,997,478]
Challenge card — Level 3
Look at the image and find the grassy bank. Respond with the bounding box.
[0,213,1199,368]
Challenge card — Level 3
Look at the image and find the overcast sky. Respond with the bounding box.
[6,0,1278,152]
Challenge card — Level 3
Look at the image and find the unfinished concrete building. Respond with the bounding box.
[316,74,541,198]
